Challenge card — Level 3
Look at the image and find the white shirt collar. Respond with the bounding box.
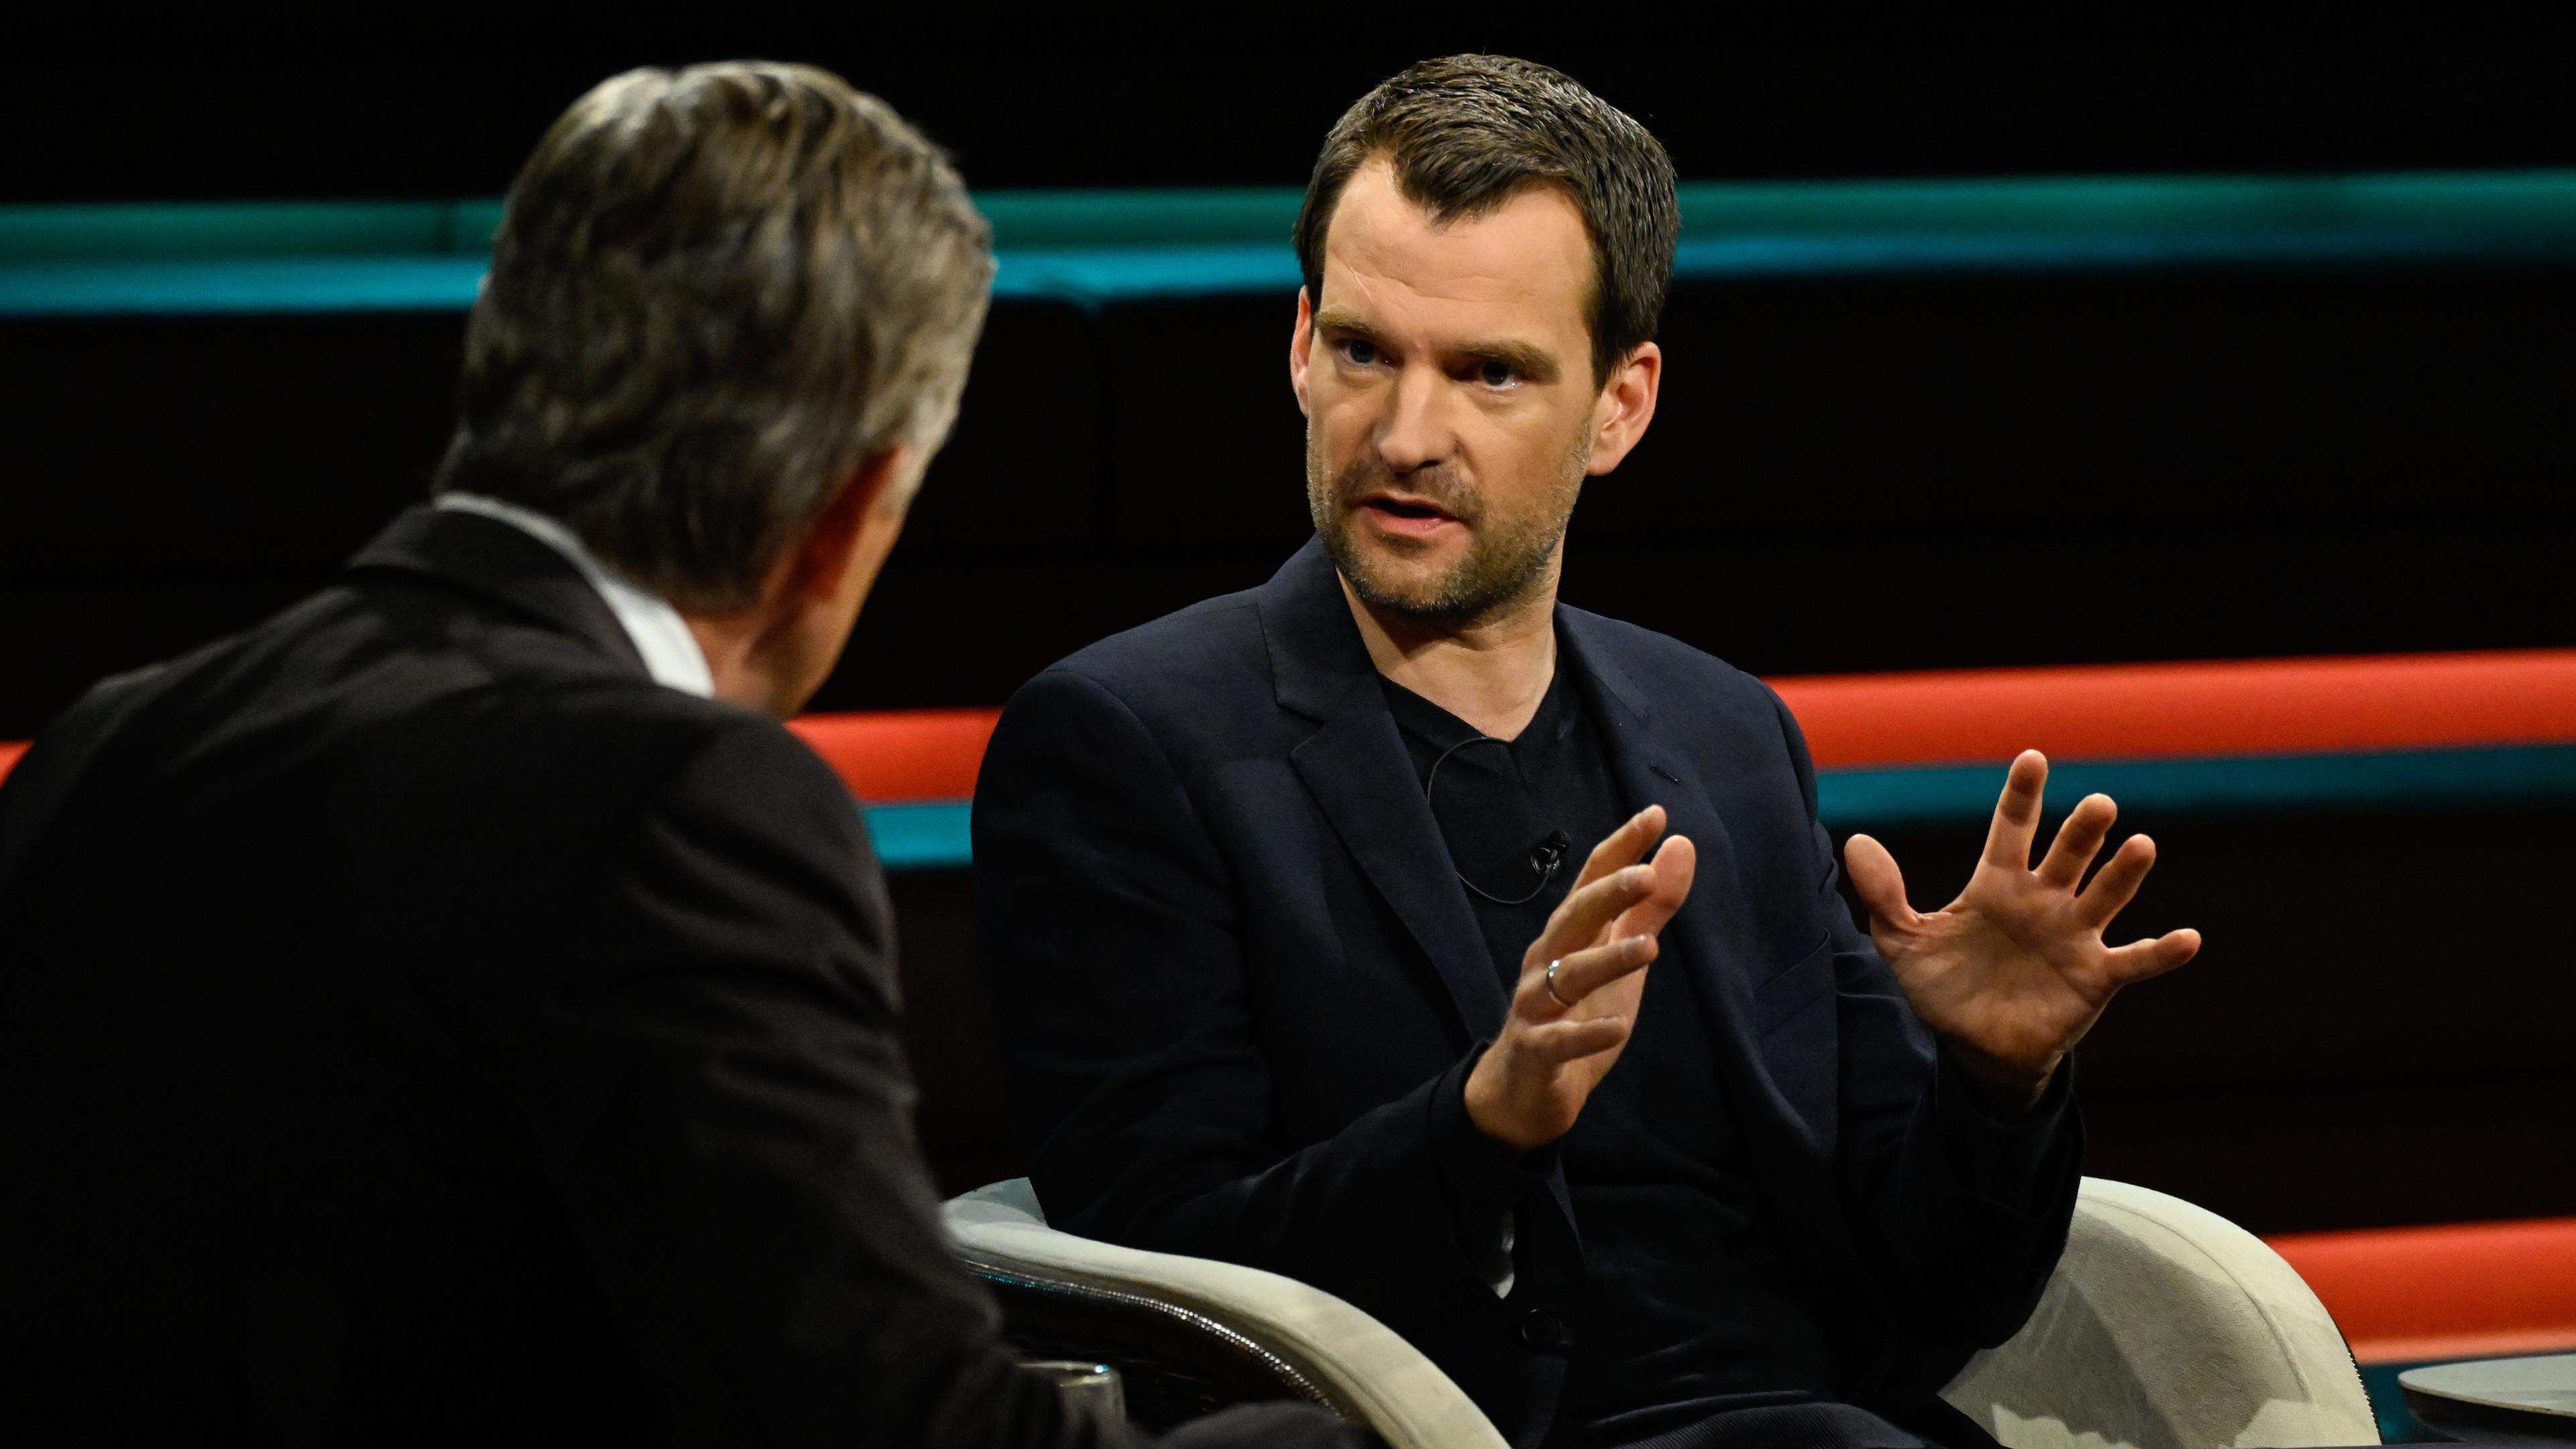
[432,493,716,699]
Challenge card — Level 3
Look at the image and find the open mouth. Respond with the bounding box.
[1362,497,1457,524]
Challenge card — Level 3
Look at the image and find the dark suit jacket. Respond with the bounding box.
[0,507,1342,1448]
[974,540,2084,1448]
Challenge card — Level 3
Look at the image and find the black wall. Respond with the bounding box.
[17,15,2576,200]
[11,262,2575,739]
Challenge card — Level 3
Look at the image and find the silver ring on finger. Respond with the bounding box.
[1544,957,1572,1008]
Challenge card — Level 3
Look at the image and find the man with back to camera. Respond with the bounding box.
[973,55,2204,1449]
[0,62,1350,1448]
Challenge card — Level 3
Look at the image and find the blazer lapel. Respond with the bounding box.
[1260,543,1511,1038]
[1559,610,1835,1158]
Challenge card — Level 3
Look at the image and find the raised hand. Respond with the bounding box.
[1464,806,1696,1150]
[1842,750,2200,1105]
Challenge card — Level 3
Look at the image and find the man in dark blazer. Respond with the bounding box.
[975,57,2201,1449]
[0,63,1344,1448]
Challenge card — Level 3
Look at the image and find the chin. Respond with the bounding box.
[1354,559,1481,619]
[1339,543,1439,601]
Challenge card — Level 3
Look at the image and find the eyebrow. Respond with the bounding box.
[1313,309,1564,384]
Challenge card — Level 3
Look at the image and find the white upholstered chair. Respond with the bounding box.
[943,1177,2379,1449]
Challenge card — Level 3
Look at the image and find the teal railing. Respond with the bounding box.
[11,170,2576,317]
[860,741,2576,871]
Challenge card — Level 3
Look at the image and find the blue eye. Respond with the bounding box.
[1342,339,1379,366]
[1479,361,1516,387]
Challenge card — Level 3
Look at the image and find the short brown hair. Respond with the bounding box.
[436,62,994,612]
[1292,55,1679,386]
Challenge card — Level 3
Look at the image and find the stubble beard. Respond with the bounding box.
[1305,425,1591,631]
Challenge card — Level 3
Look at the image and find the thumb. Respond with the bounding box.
[1843,834,1917,932]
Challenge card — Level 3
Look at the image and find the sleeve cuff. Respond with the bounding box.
[1931,1049,2080,1212]
[1426,1044,1555,1293]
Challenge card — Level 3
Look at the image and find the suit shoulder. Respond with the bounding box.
[512,686,857,839]
[1051,586,1265,684]
[1564,607,1778,715]
[659,702,863,841]
[331,667,867,892]
[358,684,879,949]
[1016,586,1269,724]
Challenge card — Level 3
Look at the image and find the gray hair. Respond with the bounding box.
[435,62,994,612]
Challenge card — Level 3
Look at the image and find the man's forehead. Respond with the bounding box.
[1320,159,1592,343]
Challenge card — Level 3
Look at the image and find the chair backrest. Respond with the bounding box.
[953,1176,1047,1223]
[1944,1178,2380,1449]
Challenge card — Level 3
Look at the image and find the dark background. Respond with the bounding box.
[19,12,2576,200]
[8,11,2575,1233]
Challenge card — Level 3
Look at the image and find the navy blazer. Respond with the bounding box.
[975,540,2081,1447]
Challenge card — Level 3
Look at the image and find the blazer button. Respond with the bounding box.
[1517,1308,1568,1350]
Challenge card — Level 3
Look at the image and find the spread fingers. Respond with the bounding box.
[1980,750,2050,870]
[2074,833,2157,930]
[2035,793,2117,890]
[2105,928,2202,984]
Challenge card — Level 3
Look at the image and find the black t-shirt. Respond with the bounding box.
[1382,663,1843,1446]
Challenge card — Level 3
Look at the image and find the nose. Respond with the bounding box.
[1374,361,1456,476]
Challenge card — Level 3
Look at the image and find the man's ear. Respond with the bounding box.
[1585,341,1662,477]
[1289,286,1316,419]
[795,444,912,603]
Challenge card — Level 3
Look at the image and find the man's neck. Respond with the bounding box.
[1340,569,1560,741]
[685,614,776,715]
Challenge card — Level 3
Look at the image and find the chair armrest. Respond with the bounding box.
[1943,1177,2379,1449]
[945,1180,1507,1449]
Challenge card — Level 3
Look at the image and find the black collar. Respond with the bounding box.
[341,505,652,680]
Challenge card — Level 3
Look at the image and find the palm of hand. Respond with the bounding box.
[1844,751,2201,1084]
[1874,865,2123,1075]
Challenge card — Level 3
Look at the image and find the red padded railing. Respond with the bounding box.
[1770,648,2576,768]
[13,648,2576,799]
[2268,1215,2576,1363]
[786,708,998,802]
[769,647,2576,800]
